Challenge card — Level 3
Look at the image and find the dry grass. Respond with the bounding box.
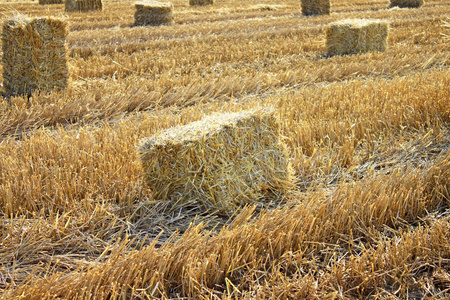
[0,0,449,298]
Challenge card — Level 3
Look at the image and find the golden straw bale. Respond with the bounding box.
[65,0,102,12]
[301,0,330,16]
[139,107,294,212]
[134,1,174,26]
[326,19,388,56]
[389,0,423,8]
[189,0,213,7]
[1,16,68,97]
[38,0,64,4]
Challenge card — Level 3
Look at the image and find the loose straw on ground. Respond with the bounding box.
[326,18,388,56]
[1,16,68,97]
[139,107,294,214]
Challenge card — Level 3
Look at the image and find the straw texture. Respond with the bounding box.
[326,19,388,56]
[301,0,330,16]
[139,107,294,213]
[134,1,174,26]
[65,0,103,12]
[189,0,213,7]
[38,0,63,4]
[389,0,424,8]
[1,16,68,97]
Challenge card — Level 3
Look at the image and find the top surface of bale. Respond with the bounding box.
[135,1,173,9]
[329,18,388,28]
[142,110,266,148]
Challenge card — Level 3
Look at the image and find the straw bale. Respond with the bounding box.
[1,16,68,97]
[189,0,213,7]
[301,0,330,16]
[38,0,64,4]
[65,0,103,12]
[326,19,388,56]
[134,1,174,27]
[139,107,294,212]
[389,0,423,8]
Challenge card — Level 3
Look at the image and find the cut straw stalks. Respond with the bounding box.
[139,107,294,214]
[301,0,330,16]
[389,0,424,8]
[4,149,450,298]
[189,0,213,7]
[134,1,174,27]
[1,16,68,98]
[65,0,103,12]
[326,18,388,56]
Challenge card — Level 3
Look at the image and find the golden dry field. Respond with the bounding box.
[0,0,449,298]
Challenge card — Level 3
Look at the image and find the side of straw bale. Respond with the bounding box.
[326,19,388,56]
[39,0,64,4]
[65,0,103,12]
[134,2,174,26]
[2,17,68,97]
[389,0,423,8]
[139,108,294,212]
[189,0,213,7]
[301,0,330,16]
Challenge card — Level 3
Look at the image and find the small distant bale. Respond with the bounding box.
[134,1,174,27]
[326,19,388,56]
[389,0,423,8]
[301,0,330,16]
[38,0,63,4]
[189,0,213,7]
[2,16,68,97]
[65,0,103,12]
[139,107,294,213]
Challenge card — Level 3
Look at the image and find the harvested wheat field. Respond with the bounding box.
[0,0,449,298]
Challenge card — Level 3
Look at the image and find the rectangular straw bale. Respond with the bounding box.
[189,0,213,6]
[326,19,388,56]
[389,0,423,8]
[134,1,174,26]
[38,0,64,4]
[301,0,330,16]
[65,0,102,12]
[139,107,294,212]
[2,16,68,97]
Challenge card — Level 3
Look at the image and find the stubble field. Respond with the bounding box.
[0,0,449,298]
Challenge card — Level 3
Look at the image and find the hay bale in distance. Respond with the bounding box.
[2,16,68,97]
[65,0,103,12]
[389,0,423,8]
[139,107,294,212]
[326,19,388,56]
[134,1,174,26]
[189,0,213,7]
[38,0,64,4]
[301,0,330,16]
